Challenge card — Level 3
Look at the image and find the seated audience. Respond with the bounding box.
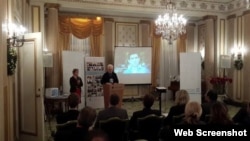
[200,90,217,121]
[54,106,97,141]
[129,94,161,130]
[164,90,189,125]
[160,101,204,139]
[95,94,128,127]
[56,93,79,124]
[87,130,109,141]
[179,101,205,125]
[208,102,234,125]
[233,102,250,125]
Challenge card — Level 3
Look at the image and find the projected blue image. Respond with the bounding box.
[115,51,151,74]
[114,47,152,84]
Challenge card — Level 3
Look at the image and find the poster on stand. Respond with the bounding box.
[180,52,201,103]
[85,57,105,108]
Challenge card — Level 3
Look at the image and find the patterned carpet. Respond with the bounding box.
[45,98,240,141]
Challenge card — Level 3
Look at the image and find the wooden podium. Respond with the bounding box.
[103,83,124,108]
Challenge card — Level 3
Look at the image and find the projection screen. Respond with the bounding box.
[114,47,152,84]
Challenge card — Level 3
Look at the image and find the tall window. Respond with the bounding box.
[70,34,90,55]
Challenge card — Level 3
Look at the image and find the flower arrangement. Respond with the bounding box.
[7,47,17,75]
[210,76,232,94]
[210,76,232,85]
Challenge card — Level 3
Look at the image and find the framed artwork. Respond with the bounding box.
[115,22,139,47]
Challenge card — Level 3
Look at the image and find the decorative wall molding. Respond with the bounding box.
[227,14,236,19]
[56,0,246,14]
[104,18,115,22]
[242,9,250,16]
[203,15,218,20]
[115,22,139,46]
[44,3,60,9]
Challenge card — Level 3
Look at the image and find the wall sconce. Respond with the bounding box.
[4,23,26,47]
[3,22,27,75]
[231,46,244,70]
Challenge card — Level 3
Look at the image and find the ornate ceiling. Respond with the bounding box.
[41,0,247,20]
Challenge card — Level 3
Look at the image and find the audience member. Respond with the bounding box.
[71,106,97,141]
[164,90,189,125]
[209,102,234,125]
[129,94,161,130]
[200,90,218,121]
[95,94,128,127]
[87,130,109,141]
[180,101,205,125]
[233,102,250,125]
[160,101,204,139]
[54,106,97,141]
[56,94,79,124]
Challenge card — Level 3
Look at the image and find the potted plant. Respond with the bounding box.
[7,47,17,75]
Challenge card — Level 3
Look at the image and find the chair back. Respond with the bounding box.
[172,114,185,125]
[99,117,129,141]
[56,120,77,131]
[54,120,77,141]
[137,114,163,141]
[205,114,211,123]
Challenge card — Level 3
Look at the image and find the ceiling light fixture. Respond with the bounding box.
[155,0,187,44]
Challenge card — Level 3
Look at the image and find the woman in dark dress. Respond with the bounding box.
[164,90,190,126]
[70,68,83,103]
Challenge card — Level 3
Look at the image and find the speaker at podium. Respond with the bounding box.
[103,83,124,108]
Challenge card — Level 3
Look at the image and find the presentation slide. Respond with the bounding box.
[114,47,152,84]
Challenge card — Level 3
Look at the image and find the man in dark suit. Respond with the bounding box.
[95,94,128,127]
[101,64,119,84]
[129,94,161,130]
[56,93,79,124]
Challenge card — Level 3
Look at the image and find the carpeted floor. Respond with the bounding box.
[44,99,240,141]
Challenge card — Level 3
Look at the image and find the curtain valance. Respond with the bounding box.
[59,16,103,39]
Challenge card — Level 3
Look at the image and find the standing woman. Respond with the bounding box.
[70,68,83,103]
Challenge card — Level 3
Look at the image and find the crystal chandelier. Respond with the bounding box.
[155,0,187,44]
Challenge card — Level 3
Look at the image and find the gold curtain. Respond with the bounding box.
[177,33,187,66]
[59,16,103,57]
[90,35,101,56]
[59,16,103,39]
[151,23,162,87]
[177,33,187,53]
[59,33,70,50]
[57,16,103,87]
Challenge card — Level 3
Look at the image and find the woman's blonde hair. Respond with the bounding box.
[175,90,189,105]
[184,101,202,124]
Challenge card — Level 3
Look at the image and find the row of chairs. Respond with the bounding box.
[98,115,164,141]
[55,114,165,141]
